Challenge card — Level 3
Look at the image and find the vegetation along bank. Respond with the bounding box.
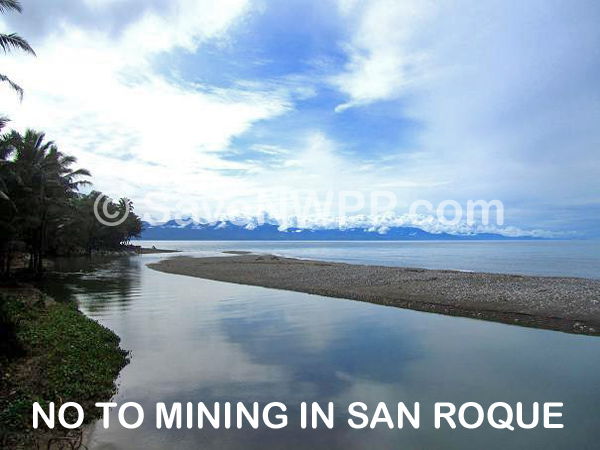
[0,287,129,449]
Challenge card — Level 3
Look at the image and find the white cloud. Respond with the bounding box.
[120,0,251,55]
[332,0,434,111]
[332,0,600,232]
[148,209,560,238]
[0,0,294,201]
[1,0,597,235]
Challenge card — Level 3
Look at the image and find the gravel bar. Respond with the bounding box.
[148,254,600,336]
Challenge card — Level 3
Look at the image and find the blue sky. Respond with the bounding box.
[1,0,599,236]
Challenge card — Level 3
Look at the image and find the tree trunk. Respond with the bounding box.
[0,249,5,277]
[29,248,35,272]
[6,247,12,276]
[35,208,47,276]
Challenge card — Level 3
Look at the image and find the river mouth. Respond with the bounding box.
[41,252,600,449]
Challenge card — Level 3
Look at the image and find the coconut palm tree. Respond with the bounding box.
[0,116,11,200]
[2,129,90,274]
[0,118,18,274]
[0,117,18,202]
[1,127,144,276]
[0,0,35,100]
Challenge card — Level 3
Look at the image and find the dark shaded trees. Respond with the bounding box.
[0,129,143,277]
[56,192,143,256]
[1,130,90,273]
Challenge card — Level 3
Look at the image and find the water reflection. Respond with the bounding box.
[41,254,600,449]
[40,256,141,314]
[215,297,422,395]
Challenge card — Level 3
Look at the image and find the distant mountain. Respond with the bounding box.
[140,220,541,240]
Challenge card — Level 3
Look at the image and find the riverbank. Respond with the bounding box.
[0,287,129,449]
[138,247,180,254]
[2,246,179,275]
[149,254,600,335]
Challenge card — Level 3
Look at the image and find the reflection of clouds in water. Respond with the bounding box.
[108,275,288,399]
[61,254,600,450]
[115,334,286,399]
[215,286,423,400]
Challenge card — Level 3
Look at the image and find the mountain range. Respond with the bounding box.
[140,220,542,240]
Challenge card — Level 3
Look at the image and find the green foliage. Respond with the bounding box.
[0,0,35,100]
[0,293,129,445]
[0,129,143,276]
[52,191,144,255]
[0,33,35,55]
[0,1,23,14]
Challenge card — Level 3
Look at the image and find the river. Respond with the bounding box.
[42,241,600,449]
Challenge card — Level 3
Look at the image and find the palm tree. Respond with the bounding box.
[0,117,17,274]
[0,0,35,100]
[1,129,90,274]
[117,197,142,245]
[0,117,13,200]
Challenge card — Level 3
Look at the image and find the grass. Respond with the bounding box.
[0,288,129,448]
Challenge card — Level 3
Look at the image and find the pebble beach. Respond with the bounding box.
[149,254,600,336]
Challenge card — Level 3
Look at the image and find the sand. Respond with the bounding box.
[148,254,600,335]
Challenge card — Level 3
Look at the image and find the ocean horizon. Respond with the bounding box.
[134,240,600,279]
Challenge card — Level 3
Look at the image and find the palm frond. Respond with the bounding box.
[0,0,22,14]
[0,144,14,160]
[70,180,92,189]
[68,168,92,178]
[0,130,17,160]
[0,32,35,55]
[0,73,23,100]
[59,155,78,166]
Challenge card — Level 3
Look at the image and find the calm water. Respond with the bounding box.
[43,242,600,449]
[136,240,600,279]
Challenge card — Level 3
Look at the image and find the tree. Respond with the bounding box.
[0,129,90,274]
[0,127,143,277]
[117,197,143,245]
[53,192,142,256]
[0,116,13,200]
[0,0,35,100]
[0,117,17,274]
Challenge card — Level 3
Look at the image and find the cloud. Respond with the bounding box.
[1,0,170,45]
[332,0,434,111]
[331,0,600,233]
[1,0,598,236]
[148,209,561,238]
[0,0,299,201]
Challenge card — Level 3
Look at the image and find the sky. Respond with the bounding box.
[1,0,599,237]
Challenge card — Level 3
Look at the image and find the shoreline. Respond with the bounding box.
[137,247,181,255]
[0,287,128,448]
[148,254,600,336]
